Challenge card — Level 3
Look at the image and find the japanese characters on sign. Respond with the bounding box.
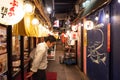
[0,0,24,25]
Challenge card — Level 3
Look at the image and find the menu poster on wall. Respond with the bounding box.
[0,26,7,55]
[12,36,21,72]
[0,25,7,80]
[0,54,7,80]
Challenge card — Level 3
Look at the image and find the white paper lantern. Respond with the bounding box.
[32,18,39,25]
[0,0,24,25]
[24,1,35,15]
[84,20,94,30]
[72,25,77,31]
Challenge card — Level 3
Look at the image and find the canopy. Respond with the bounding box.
[12,14,49,37]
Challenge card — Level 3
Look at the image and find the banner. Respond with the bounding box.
[53,20,59,27]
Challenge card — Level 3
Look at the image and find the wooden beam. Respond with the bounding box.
[33,0,51,27]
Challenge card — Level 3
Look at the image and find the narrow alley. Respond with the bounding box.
[47,41,89,80]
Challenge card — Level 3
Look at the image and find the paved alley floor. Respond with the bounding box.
[47,41,89,80]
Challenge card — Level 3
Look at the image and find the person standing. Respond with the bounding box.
[26,35,56,80]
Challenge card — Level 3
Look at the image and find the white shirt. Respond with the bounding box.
[30,42,49,72]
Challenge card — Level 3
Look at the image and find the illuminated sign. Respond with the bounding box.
[0,0,24,25]
[84,20,94,30]
[53,20,59,27]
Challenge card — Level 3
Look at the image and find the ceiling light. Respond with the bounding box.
[82,0,91,8]
[105,13,109,18]
[95,16,99,21]
[118,0,120,3]
[47,7,52,14]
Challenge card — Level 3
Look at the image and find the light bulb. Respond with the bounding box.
[118,0,120,3]
[47,7,52,14]
[105,13,109,18]
[24,1,35,15]
[95,16,99,21]
[32,18,39,25]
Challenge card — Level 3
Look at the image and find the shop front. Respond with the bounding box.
[0,0,52,80]
[74,0,111,80]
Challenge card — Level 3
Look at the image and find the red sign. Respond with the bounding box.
[53,20,59,27]
[107,23,111,52]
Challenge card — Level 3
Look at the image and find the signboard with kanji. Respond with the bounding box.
[0,0,24,25]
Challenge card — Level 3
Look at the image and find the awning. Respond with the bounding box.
[12,14,49,37]
[12,0,51,37]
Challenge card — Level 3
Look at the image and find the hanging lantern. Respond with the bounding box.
[0,0,25,25]
[71,31,78,40]
[72,25,77,31]
[32,17,39,25]
[84,20,94,30]
[24,0,35,15]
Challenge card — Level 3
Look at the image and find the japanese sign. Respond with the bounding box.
[84,20,94,30]
[0,0,24,25]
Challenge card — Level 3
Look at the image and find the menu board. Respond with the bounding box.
[30,37,34,50]
[0,55,7,80]
[0,26,7,55]
[24,36,29,64]
[12,36,20,72]
[0,25,7,80]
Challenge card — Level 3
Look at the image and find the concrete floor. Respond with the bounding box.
[47,41,89,80]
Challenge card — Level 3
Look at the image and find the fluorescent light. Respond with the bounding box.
[118,0,120,3]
